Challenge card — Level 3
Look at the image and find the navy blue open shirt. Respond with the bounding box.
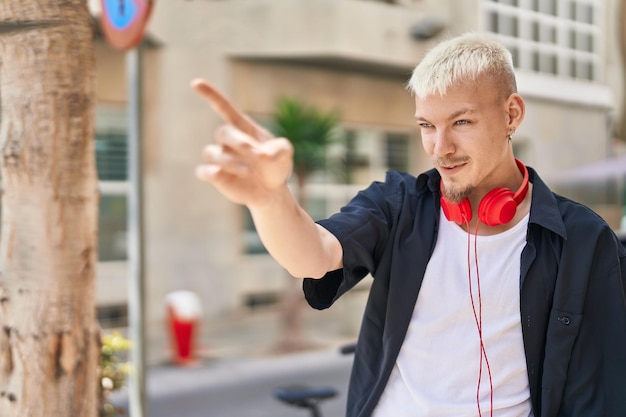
[303,166,626,417]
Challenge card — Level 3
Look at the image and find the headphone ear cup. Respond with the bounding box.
[478,188,517,226]
[441,197,473,224]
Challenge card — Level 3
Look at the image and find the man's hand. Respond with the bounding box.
[191,79,343,277]
[192,79,294,207]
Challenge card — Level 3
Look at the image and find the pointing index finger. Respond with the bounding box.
[191,78,272,141]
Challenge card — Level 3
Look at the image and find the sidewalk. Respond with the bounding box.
[130,347,352,398]
[196,303,361,361]
[108,295,365,416]
[110,344,354,417]
[150,288,367,364]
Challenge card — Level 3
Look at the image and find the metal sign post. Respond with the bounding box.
[100,2,155,416]
[126,45,146,417]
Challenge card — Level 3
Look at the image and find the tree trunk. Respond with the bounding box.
[275,172,312,352]
[0,2,99,416]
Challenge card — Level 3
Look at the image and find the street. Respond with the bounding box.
[111,347,353,417]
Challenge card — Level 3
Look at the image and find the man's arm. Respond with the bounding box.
[247,185,343,278]
[192,79,342,278]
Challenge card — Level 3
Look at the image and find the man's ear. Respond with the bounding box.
[506,93,525,132]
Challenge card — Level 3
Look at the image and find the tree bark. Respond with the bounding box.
[0,1,99,416]
[275,173,311,352]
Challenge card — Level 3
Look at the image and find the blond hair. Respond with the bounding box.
[407,33,517,99]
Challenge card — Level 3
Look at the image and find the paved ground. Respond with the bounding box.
[107,299,367,417]
[195,293,367,361]
[110,347,354,417]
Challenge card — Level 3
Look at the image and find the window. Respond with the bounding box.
[97,303,128,328]
[96,105,128,261]
[98,191,128,261]
[96,107,128,181]
[96,131,127,181]
[483,0,602,82]
[333,129,412,185]
[385,133,411,173]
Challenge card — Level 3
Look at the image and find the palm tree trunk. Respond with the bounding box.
[275,172,311,352]
[0,2,99,416]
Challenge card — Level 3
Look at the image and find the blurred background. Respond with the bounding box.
[87,0,626,370]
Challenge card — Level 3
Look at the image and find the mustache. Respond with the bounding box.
[432,157,470,168]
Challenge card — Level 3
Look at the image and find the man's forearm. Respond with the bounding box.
[248,185,342,279]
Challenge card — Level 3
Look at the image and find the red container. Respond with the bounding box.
[165,291,202,365]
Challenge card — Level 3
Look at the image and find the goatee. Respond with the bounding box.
[442,183,473,204]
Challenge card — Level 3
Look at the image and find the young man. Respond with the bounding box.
[194,33,626,417]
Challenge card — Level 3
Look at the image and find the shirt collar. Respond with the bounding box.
[526,166,567,239]
[417,165,568,240]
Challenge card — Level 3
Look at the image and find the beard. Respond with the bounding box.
[434,156,473,203]
[442,182,473,204]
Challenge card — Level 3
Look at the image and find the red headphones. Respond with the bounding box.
[440,159,529,226]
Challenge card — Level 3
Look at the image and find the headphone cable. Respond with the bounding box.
[465,219,494,417]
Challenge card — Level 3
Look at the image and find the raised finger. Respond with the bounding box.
[201,144,250,176]
[215,125,258,155]
[195,164,221,182]
[191,78,273,141]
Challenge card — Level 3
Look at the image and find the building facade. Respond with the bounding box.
[89,0,623,362]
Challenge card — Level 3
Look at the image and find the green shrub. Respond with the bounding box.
[98,331,132,417]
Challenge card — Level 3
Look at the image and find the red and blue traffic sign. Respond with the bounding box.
[100,0,155,50]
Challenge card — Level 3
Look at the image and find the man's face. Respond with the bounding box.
[414,78,512,203]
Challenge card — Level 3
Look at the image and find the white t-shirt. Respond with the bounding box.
[372,209,533,417]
